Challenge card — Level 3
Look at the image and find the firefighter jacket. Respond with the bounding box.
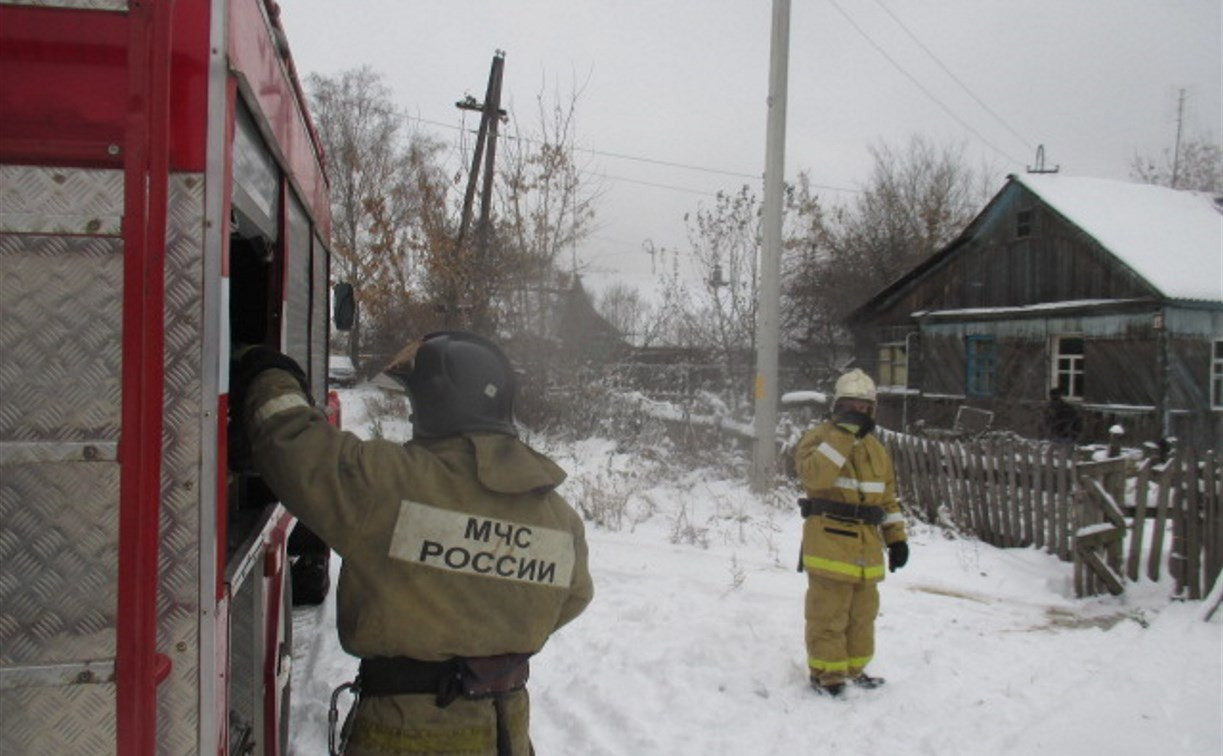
[243,368,594,661]
[794,420,906,584]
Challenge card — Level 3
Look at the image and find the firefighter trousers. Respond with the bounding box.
[804,573,879,687]
[345,690,531,756]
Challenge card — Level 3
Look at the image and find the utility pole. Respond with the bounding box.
[751,0,790,493]
[454,50,507,329]
[1171,88,1186,189]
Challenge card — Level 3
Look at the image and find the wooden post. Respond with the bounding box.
[1147,457,1176,582]
[1057,446,1074,561]
[975,441,994,544]
[1184,450,1202,599]
[1127,458,1152,582]
[1034,445,1049,552]
[946,439,968,531]
[1006,439,1022,546]
[1207,451,1223,595]
[1021,442,1036,547]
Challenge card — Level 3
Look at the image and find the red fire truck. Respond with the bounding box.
[0,1,343,753]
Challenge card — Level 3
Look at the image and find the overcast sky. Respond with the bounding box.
[279,0,1221,297]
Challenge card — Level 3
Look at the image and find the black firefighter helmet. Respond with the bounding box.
[386,331,517,438]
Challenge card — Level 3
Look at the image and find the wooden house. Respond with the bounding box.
[847,173,1223,450]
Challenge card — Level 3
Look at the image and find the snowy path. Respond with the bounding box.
[288,389,1220,755]
[291,519,1220,755]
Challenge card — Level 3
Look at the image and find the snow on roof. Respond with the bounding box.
[918,298,1144,318]
[1013,173,1222,302]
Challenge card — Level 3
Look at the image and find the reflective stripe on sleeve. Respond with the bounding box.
[253,393,310,424]
[834,476,859,492]
[817,442,846,468]
[834,477,887,494]
[882,511,905,525]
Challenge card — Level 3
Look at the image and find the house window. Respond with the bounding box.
[966,336,996,397]
[878,342,908,387]
[1213,340,1223,410]
[1016,209,1033,239]
[1053,336,1085,399]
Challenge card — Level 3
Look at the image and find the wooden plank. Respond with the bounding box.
[934,439,952,524]
[946,439,968,532]
[1077,546,1126,596]
[1050,446,1061,559]
[1171,455,1188,595]
[1184,450,1203,599]
[1076,523,1125,548]
[1021,442,1036,547]
[971,441,990,543]
[1083,477,1127,529]
[981,440,1000,546]
[919,437,938,522]
[1033,444,1049,552]
[1147,457,1176,582]
[1006,439,1023,546]
[988,439,1007,547]
[1208,451,1223,597]
[1058,446,1075,561]
[1126,458,1152,582]
[999,441,1013,547]
[1073,489,1087,595]
[911,437,930,521]
[990,440,1007,547]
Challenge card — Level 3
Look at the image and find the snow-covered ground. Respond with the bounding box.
[290,387,1221,755]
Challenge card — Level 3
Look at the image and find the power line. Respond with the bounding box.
[408,113,863,196]
[825,0,1028,166]
[873,0,1034,154]
[409,114,759,179]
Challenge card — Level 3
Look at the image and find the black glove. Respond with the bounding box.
[887,541,909,572]
[834,409,876,438]
[229,345,310,421]
[228,346,310,471]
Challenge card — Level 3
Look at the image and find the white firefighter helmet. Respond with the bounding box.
[833,369,877,405]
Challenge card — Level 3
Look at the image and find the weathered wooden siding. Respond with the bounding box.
[858,184,1161,329]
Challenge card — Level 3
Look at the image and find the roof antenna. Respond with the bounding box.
[1026,144,1060,174]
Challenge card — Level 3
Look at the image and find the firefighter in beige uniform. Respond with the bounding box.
[231,332,593,755]
[794,369,908,696]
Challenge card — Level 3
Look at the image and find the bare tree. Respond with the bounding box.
[495,73,605,342]
[596,282,649,345]
[785,135,986,341]
[307,67,446,366]
[676,185,762,409]
[1131,135,1223,192]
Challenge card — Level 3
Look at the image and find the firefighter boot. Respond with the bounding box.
[810,679,846,698]
[851,673,886,689]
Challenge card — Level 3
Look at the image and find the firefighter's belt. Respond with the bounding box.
[798,497,886,525]
[357,653,531,708]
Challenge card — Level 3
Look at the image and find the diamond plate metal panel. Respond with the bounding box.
[229,574,257,745]
[0,461,119,664]
[0,166,123,755]
[0,166,124,236]
[154,173,206,756]
[0,682,117,756]
[0,233,123,442]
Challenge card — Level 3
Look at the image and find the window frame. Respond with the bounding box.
[1016,208,1033,239]
[877,341,909,388]
[965,335,997,397]
[1052,335,1085,400]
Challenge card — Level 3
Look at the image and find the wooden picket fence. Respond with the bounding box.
[882,432,1223,600]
